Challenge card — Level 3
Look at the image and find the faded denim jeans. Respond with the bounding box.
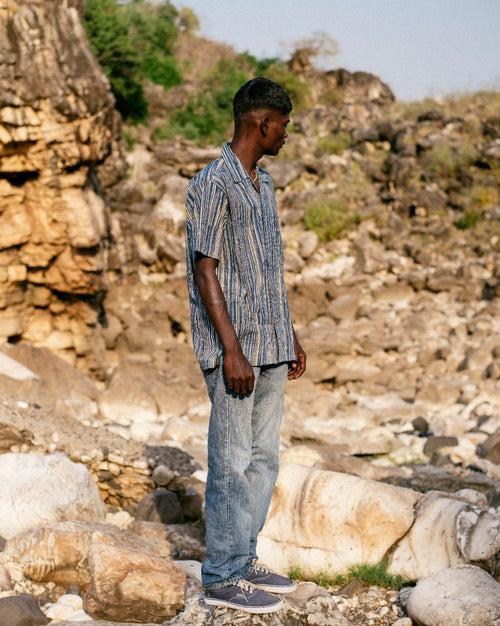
[201,355,288,589]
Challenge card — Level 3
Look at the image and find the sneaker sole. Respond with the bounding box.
[250,581,298,594]
[203,595,284,614]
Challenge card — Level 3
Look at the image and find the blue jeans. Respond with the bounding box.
[201,356,288,589]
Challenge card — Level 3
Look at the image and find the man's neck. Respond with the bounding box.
[229,137,263,176]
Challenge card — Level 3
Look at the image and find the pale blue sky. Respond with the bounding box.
[174,0,500,101]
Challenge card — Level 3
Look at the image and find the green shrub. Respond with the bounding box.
[155,58,250,145]
[83,0,181,122]
[454,210,482,230]
[303,196,361,241]
[261,62,309,111]
[83,0,147,121]
[422,139,478,178]
[316,131,352,155]
[288,560,409,590]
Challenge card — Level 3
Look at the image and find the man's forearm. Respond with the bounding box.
[194,264,242,354]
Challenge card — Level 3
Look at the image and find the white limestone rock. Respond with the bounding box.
[404,565,500,626]
[257,463,420,576]
[0,452,105,538]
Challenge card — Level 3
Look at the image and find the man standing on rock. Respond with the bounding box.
[184,77,306,614]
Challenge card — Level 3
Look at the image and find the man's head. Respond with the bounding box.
[232,77,292,156]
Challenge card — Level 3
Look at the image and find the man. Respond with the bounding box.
[184,77,306,614]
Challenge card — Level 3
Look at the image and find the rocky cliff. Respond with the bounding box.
[0,0,126,378]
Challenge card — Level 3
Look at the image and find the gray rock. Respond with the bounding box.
[382,464,500,507]
[136,488,184,524]
[264,160,304,189]
[412,416,430,433]
[297,230,319,259]
[477,429,500,465]
[405,565,500,626]
[0,594,49,626]
[423,435,459,455]
[152,464,176,486]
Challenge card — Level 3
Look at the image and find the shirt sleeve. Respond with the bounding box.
[193,178,229,261]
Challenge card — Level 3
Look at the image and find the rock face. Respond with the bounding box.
[257,463,420,575]
[0,0,124,375]
[403,565,500,626]
[0,452,105,538]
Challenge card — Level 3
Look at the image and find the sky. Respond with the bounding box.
[173,0,500,102]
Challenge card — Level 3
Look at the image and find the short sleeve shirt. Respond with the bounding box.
[184,142,297,370]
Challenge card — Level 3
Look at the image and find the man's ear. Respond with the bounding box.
[259,114,270,138]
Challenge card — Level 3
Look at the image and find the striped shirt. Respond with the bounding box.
[184,142,297,371]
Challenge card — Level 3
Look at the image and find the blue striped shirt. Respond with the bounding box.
[184,142,297,370]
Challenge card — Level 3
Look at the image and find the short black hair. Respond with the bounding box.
[233,77,292,120]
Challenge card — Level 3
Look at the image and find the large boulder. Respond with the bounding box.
[403,565,500,626]
[4,521,185,624]
[0,452,105,538]
[257,463,420,576]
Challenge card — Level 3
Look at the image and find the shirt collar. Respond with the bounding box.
[221,142,271,185]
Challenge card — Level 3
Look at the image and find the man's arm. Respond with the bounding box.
[194,253,255,395]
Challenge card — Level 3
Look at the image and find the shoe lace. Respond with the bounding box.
[251,559,272,575]
[236,579,256,593]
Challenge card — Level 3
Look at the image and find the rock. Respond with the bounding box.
[0,452,105,539]
[354,232,388,273]
[297,230,319,259]
[0,350,38,381]
[0,344,99,422]
[404,565,500,626]
[4,521,174,593]
[0,0,122,361]
[382,464,500,507]
[136,489,185,524]
[152,464,176,486]
[284,248,305,273]
[167,579,352,625]
[165,525,205,561]
[477,429,500,464]
[84,539,185,623]
[423,435,459,455]
[263,160,304,189]
[327,293,360,322]
[257,463,420,576]
[455,508,500,562]
[412,416,430,433]
[388,492,469,579]
[0,563,12,591]
[0,594,49,626]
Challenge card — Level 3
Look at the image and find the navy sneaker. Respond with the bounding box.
[244,559,298,594]
[203,579,284,614]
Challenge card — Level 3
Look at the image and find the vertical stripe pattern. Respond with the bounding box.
[185,142,297,370]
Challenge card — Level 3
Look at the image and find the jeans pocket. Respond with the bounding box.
[202,365,219,402]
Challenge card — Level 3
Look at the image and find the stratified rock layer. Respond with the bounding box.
[0,0,124,376]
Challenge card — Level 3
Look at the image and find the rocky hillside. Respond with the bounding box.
[0,2,499,625]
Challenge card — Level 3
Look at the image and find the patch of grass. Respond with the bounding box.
[121,130,137,152]
[316,131,352,155]
[454,210,482,230]
[302,196,361,241]
[422,139,478,178]
[288,559,409,590]
[469,184,498,209]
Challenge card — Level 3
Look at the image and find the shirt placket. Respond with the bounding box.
[258,184,277,324]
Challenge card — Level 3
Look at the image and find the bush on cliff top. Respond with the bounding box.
[83,0,181,122]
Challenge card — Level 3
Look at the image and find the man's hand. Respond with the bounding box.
[288,331,306,380]
[223,347,255,396]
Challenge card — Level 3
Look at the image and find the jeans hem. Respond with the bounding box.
[203,574,245,591]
